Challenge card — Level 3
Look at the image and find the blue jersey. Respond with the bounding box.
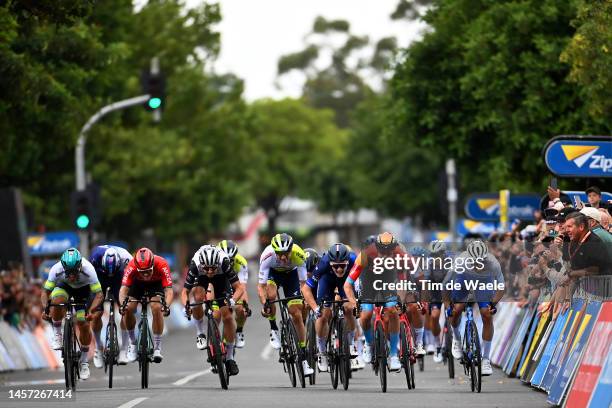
[306,251,357,290]
[89,245,132,278]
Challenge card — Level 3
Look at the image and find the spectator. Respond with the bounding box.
[559,212,612,287]
[586,186,610,210]
[599,208,611,231]
[580,207,612,260]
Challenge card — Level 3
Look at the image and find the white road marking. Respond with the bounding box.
[172,368,212,386]
[260,343,274,360]
[117,397,148,408]
[3,379,65,386]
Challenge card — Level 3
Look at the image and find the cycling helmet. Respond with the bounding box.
[327,243,350,263]
[375,232,398,252]
[102,247,120,276]
[410,246,428,258]
[271,233,293,253]
[363,235,377,247]
[198,245,222,269]
[467,240,488,260]
[218,239,238,259]
[61,248,82,276]
[429,240,447,255]
[304,248,320,272]
[134,247,155,271]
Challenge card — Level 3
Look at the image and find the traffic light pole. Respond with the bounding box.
[446,159,458,252]
[74,94,150,255]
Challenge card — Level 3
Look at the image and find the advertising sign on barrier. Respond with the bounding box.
[520,310,551,381]
[516,311,542,377]
[541,299,585,391]
[547,301,601,406]
[565,302,612,408]
[544,135,612,178]
[588,346,612,408]
[531,309,569,388]
[504,306,537,375]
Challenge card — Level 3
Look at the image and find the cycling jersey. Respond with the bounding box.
[89,245,132,277]
[306,251,357,302]
[258,244,307,284]
[122,255,172,288]
[447,252,504,307]
[232,253,249,283]
[44,259,101,293]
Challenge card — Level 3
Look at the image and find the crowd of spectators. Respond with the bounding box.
[0,262,44,330]
[488,185,612,317]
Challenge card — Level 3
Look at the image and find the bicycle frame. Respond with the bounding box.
[322,299,351,390]
[103,287,119,388]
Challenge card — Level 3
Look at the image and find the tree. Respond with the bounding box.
[561,0,612,120]
[248,99,346,233]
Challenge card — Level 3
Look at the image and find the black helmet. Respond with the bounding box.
[363,235,377,248]
[327,243,350,263]
[304,248,320,272]
[375,232,398,252]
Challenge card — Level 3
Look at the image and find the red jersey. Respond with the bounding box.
[122,255,173,288]
[348,244,409,282]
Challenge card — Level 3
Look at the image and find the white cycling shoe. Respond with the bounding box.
[126,343,138,362]
[269,330,281,350]
[452,338,463,360]
[482,358,493,376]
[236,332,246,348]
[415,343,426,356]
[355,354,366,369]
[433,348,444,363]
[51,333,63,350]
[118,350,129,365]
[302,359,314,376]
[79,362,90,380]
[317,354,329,372]
[93,349,104,368]
[153,349,163,363]
[196,334,207,350]
[389,355,401,372]
[362,345,373,364]
[426,343,436,354]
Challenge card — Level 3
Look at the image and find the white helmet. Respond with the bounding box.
[197,245,222,272]
[429,240,447,255]
[467,240,488,260]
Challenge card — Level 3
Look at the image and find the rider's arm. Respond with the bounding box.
[180,287,191,306]
[230,280,244,302]
[118,285,129,306]
[163,286,174,305]
[301,283,318,311]
[343,254,363,304]
[84,261,103,312]
[258,249,273,304]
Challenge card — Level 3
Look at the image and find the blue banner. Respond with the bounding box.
[531,309,569,389]
[544,136,612,178]
[27,231,79,256]
[548,301,602,405]
[464,193,540,221]
[456,218,498,237]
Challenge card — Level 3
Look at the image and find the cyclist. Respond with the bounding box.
[119,248,173,364]
[89,245,133,367]
[181,245,244,376]
[258,233,314,376]
[41,248,103,380]
[218,240,250,349]
[405,246,427,357]
[302,248,321,322]
[344,232,406,372]
[423,240,451,363]
[302,243,358,372]
[447,240,504,376]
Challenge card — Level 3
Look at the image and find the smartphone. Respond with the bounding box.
[550,176,558,190]
[575,195,583,209]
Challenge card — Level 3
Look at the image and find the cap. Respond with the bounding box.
[559,207,578,221]
[580,207,602,224]
[585,186,601,196]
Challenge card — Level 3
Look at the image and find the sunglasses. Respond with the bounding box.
[199,265,218,273]
[330,262,348,269]
[275,251,290,257]
[138,267,154,275]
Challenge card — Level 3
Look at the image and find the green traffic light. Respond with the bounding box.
[148,97,162,109]
[76,215,90,229]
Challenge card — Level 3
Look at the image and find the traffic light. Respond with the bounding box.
[70,184,101,230]
[71,191,92,230]
[141,69,166,111]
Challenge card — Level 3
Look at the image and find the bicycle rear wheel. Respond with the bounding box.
[140,322,149,389]
[375,323,387,393]
[63,319,74,390]
[306,315,317,385]
[400,322,412,390]
[328,328,339,389]
[288,319,306,388]
[107,314,118,388]
[470,321,482,393]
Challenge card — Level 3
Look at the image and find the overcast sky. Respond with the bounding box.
[186,0,425,101]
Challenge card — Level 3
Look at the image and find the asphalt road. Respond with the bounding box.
[0,282,548,408]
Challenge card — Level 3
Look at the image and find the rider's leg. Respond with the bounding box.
[451,303,466,342]
[221,306,237,360]
[315,307,331,354]
[191,287,207,336]
[265,282,279,331]
[386,307,400,357]
[409,304,424,346]
[359,309,374,347]
[124,300,138,345]
[50,292,67,336]
[430,307,441,347]
[76,312,92,363]
[479,305,493,359]
[150,297,164,351]
[288,302,306,344]
[91,310,104,351]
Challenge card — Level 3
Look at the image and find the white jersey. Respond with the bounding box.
[44,258,101,291]
[445,252,504,283]
[258,244,307,284]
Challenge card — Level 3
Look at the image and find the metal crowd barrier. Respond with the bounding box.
[573,275,612,302]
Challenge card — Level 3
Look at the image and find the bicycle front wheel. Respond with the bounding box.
[140,322,150,389]
[444,322,455,379]
[63,319,74,390]
[328,328,339,389]
[107,314,118,388]
[281,325,297,387]
[339,319,350,391]
[400,322,412,389]
[375,323,387,393]
[287,319,306,388]
[470,321,482,393]
[306,315,317,385]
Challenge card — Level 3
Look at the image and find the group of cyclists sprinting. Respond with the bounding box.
[41,231,504,391]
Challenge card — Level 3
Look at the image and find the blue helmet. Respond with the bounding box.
[102,247,120,276]
[410,246,428,258]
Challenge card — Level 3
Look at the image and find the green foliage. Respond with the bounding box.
[313,16,350,33]
[561,0,612,118]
